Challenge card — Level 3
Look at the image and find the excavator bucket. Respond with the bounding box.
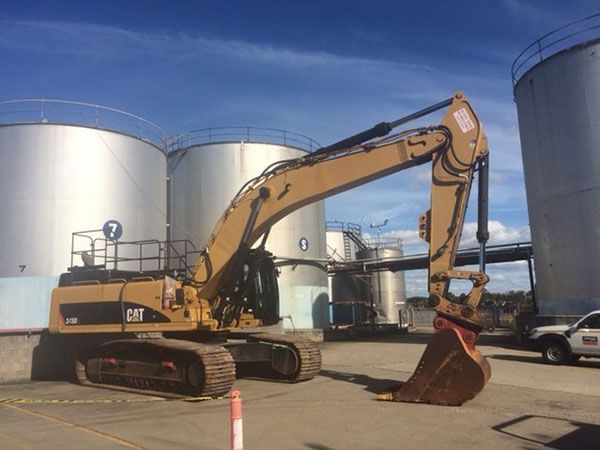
[379,317,491,406]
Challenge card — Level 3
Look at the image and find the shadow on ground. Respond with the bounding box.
[304,443,335,450]
[325,330,522,350]
[488,353,600,368]
[318,369,403,394]
[493,414,600,449]
[30,331,136,382]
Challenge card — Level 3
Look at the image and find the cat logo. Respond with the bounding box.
[126,307,145,323]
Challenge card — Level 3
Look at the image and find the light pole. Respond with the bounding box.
[369,219,388,329]
[370,219,389,247]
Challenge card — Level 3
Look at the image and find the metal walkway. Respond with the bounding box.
[328,242,533,274]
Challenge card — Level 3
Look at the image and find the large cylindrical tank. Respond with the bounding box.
[514,36,600,315]
[168,138,329,329]
[326,226,370,325]
[356,247,407,325]
[329,272,370,326]
[326,226,360,262]
[0,102,167,329]
[326,226,363,306]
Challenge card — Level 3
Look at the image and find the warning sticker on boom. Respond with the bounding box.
[453,108,475,133]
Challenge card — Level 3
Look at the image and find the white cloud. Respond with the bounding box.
[460,220,530,247]
[380,220,532,296]
[501,0,569,27]
[0,18,531,237]
[0,19,504,141]
[404,270,429,297]
[415,168,430,183]
[402,258,532,297]
[0,19,442,73]
[383,229,423,248]
[382,220,530,252]
[490,172,506,184]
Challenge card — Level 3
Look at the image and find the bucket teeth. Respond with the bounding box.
[383,325,490,406]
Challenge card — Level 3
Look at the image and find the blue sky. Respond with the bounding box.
[1,1,598,295]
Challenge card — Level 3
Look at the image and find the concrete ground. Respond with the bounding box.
[0,332,598,449]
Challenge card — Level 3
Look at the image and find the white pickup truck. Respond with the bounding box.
[527,310,600,364]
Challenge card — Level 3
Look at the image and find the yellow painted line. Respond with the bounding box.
[1,403,143,450]
[0,396,225,404]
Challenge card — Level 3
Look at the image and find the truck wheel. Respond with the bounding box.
[542,341,568,365]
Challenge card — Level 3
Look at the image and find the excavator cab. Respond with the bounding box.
[214,249,280,327]
[244,250,280,326]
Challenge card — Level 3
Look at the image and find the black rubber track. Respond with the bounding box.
[243,333,322,381]
[76,338,236,398]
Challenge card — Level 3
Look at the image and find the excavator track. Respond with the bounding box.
[240,333,322,382]
[76,338,236,398]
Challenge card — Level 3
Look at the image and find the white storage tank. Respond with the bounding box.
[168,128,329,330]
[356,246,408,326]
[326,222,371,325]
[0,100,167,329]
[513,18,600,315]
[326,222,363,262]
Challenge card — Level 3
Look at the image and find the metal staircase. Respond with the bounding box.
[327,221,368,260]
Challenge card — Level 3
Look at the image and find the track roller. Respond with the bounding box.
[76,338,236,397]
[227,333,322,382]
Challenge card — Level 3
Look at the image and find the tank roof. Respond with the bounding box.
[165,126,321,154]
[0,99,166,148]
[512,13,600,87]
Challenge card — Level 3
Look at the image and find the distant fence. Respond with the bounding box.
[410,308,516,329]
[410,309,437,326]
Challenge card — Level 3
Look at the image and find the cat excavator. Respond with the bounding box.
[49,92,491,406]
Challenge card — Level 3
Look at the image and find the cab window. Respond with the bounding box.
[578,314,600,329]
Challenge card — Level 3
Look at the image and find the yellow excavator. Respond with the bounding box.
[49,92,491,406]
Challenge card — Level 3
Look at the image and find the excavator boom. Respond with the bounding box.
[194,92,491,405]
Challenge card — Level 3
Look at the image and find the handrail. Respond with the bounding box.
[327,221,403,249]
[362,237,403,251]
[326,221,363,234]
[512,13,600,86]
[70,229,202,278]
[0,98,166,148]
[329,242,532,272]
[167,126,321,153]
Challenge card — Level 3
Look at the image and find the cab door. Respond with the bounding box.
[569,313,600,355]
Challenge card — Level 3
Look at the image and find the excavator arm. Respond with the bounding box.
[193,92,491,405]
[195,128,446,298]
